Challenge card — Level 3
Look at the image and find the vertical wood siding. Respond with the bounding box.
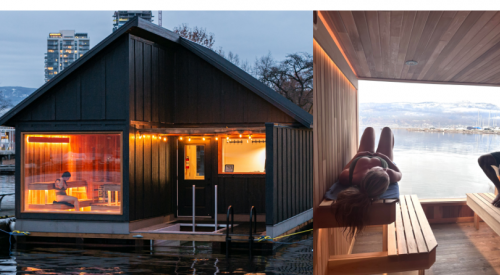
[128,126,175,221]
[265,124,313,225]
[129,36,297,125]
[13,35,129,123]
[313,39,359,275]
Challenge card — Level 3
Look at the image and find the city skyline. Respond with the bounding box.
[0,11,311,88]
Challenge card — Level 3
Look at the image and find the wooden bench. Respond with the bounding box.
[467,193,500,233]
[328,195,437,275]
[316,198,398,228]
[29,199,93,210]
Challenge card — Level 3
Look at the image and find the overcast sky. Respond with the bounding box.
[359,80,500,104]
[0,11,311,88]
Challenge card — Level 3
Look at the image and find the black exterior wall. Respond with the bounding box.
[3,19,314,226]
[266,123,313,226]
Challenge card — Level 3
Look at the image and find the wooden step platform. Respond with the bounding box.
[467,193,500,233]
[328,195,437,275]
[315,198,398,228]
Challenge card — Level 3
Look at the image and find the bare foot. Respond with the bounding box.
[493,194,500,207]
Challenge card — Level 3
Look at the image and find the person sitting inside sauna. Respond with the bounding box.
[53,171,80,210]
[333,127,402,235]
[478,152,500,207]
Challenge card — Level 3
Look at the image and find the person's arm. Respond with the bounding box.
[342,151,375,170]
[375,152,400,172]
[338,168,350,186]
[385,168,402,183]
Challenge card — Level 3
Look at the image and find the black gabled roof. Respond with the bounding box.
[0,17,313,128]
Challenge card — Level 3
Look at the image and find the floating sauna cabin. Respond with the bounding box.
[0,18,313,238]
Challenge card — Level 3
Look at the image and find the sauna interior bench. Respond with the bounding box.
[467,193,500,233]
[328,195,437,275]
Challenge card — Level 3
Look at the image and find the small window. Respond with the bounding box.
[185,145,205,180]
[219,137,266,174]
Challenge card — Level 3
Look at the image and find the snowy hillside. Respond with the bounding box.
[360,101,500,128]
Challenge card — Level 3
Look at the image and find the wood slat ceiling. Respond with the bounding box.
[320,11,500,85]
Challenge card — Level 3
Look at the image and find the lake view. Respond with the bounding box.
[363,127,500,199]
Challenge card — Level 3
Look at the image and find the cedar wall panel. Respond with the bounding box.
[265,124,313,225]
[13,35,129,123]
[313,39,359,275]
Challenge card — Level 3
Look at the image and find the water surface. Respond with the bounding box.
[364,128,500,199]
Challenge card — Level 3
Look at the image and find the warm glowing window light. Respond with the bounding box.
[28,136,69,143]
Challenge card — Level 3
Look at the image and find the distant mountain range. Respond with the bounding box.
[360,101,500,128]
[0,86,37,111]
[0,87,497,129]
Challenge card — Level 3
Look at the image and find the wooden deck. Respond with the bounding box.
[353,222,500,275]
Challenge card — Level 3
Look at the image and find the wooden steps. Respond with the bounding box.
[467,193,500,234]
[315,198,398,228]
[328,195,437,275]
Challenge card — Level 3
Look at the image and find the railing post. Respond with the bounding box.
[192,185,195,232]
[215,185,218,231]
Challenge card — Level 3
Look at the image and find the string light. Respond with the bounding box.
[215,137,218,141]
[249,135,251,139]
[163,137,167,141]
[179,137,183,141]
[143,135,146,138]
[188,137,191,142]
[239,134,242,138]
[226,137,229,140]
[203,137,205,141]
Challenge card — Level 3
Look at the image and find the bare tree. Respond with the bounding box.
[173,24,251,73]
[254,52,313,114]
[173,24,215,49]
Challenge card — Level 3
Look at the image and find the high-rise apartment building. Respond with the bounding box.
[113,11,153,32]
[44,30,90,82]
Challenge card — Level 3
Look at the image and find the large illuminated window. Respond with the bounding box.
[219,137,266,174]
[22,133,122,214]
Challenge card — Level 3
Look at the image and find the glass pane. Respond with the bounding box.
[23,133,122,214]
[185,145,205,180]
[222,139,266,173]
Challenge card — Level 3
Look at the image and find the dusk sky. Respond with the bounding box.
[0,11,311,88]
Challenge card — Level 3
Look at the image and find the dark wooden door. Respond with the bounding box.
[178,138,212,217]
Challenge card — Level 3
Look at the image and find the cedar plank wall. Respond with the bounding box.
[266,124,313,225]
[313,38,359,275]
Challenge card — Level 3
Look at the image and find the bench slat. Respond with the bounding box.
[405,195,428,253]
[387,222,397,256]
[395,201,408,255]
[472,193,500,221]
[410,195,437,251]
[400,195,418,254]
[467,193,500,236]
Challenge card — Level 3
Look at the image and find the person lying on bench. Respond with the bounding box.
[478,152,500,207]
[54,171,80,210]
[335,127,402,235]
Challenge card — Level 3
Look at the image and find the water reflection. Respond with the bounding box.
[364,128,500,199]
[0,234,312,274]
